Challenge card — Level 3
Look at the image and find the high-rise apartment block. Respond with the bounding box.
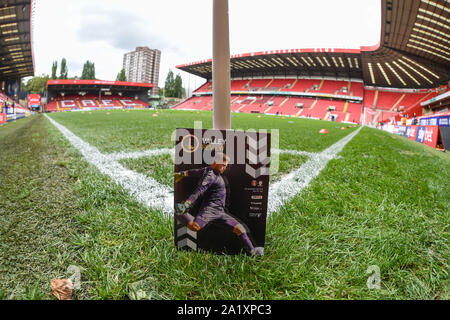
[123,46,161,95]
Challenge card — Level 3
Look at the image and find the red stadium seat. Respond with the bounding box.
[175,79,449,125]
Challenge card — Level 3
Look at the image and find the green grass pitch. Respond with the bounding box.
[0,109,448,300]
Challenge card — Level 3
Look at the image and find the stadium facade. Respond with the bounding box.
[0,0,35,98]
[175,0,449,125]
[0,0,35,123]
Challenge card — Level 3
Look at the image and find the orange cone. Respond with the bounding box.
[319,129,329,134]
[341,127,346,130]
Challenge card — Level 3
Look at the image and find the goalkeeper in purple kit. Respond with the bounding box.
[175,152,264,256]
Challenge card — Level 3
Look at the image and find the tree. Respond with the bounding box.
[81,62,88,79]
[59,58,68,79]
[81,60,96,79]
[23,74,50,93]
[116,68,127,81]
[51,61,58,79]
[174,74,185,98]
[164,70,175,97]
[90,62,95,79]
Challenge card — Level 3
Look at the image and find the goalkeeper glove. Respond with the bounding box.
[175,200,192,215]
[174,171,187,183]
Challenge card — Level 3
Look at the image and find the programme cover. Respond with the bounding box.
[174,128,271,256]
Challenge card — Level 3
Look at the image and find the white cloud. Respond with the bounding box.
[32,0,381,92]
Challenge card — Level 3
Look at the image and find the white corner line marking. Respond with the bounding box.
[46,114,361,217]
[108,148,174,161]
[268,126,362,214]
[45,115,173,215]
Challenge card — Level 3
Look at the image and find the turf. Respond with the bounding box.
[0,116,88,299]
[48,109,358,153]
[1,111,448,300]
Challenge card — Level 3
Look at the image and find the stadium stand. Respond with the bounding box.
[266,79,295,91]
[364,90,377,108]
[45,80,153,112]
[248,79,272,91]
[375,91,406,110]
[350,82,364,97]
[189,79,365,97]
[195,82,213,93]
[45,95,148,112]
[346,103,363,123]
[176,0,449,127]
[317,80,349,95]
[281,79,321,93]
[0,92,28,113]
[230,80,250,91]
[400,92,434,111]
[175,78,368,123]
[0,92,9,104]
[0,92,31,121]
[176,0,450,126]
[175,76,450,125]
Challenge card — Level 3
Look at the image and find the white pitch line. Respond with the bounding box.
[45,115,173,214]
[267,126,362,214]
[108,148,174,161]
[46,114,361,217]
[108,147,315,160]
[272,148,316,158]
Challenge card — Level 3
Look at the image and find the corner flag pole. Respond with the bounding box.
[212,0,231,130]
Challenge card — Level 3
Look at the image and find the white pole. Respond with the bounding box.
[212,0,231,130]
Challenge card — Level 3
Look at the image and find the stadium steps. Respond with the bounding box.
[288,79,298,91]
[318,80,325,90]
[346,103,362,123]
[244,80,251,90]
[343,101,349,113]
[295,108,303,117]
[236,104,247,112]
[309,99,318,110]
[344,113,351,122]
[372,111,381,125]
[279,97,289,107]
[265,79,274,89]
[390,94,405,111]
[117,99,126,107]
[405,92,434,114]
[230,96,240,104]
[170,98,188,109]
[324,111,330,120]
[264,106,273,114]
[373,90,379,109]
